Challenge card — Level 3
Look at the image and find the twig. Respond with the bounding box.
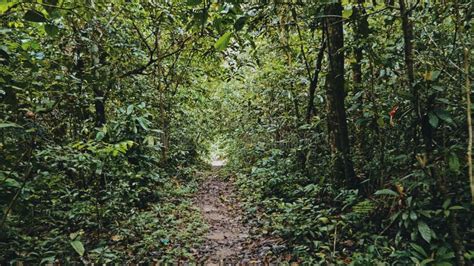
[133,22,153,53]
[424,26,473,78]
[120,36,191,78]
[291,7,312,80]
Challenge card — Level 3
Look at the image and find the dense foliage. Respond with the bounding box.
[217,1,473,264]
[1,0,473,264]
[0,0,216,263]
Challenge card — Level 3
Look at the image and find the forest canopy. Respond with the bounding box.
[0,0,473,264]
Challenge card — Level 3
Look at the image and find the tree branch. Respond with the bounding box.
[120,36,191,78]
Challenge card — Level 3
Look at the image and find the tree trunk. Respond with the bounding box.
[159,85,168,164]
[463,9,473,205]
[93,88,106,127]
[351,0,367,90]
[306,34,326,124]
[325,2,357,188]
[351,0,370,193]
[399,0,420,155]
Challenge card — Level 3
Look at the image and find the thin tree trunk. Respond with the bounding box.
[399,0,420,155]
[93,88,106,127]
[465,31,473,205]
[351,0,367,90]
[159,84,168,163]
[351,0,369,183]
[325,2,357,188]
[457,6,471,265]
[306,33,326,124]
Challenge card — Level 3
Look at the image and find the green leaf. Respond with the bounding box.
[435,109,454,124]
[428,112,439,128]
[234,16,247,31]
[95,131,105,141]
[402,212,408,220]
[318,217,329,224]
[435,262,452,266]
[214,32,232,51]
[0,1,17,14]
[431,70,441,81]
[410,243,428,257]
[342,9,353,19]
[420,258,435,265]
[90,44,99,53]
[44,24,59,36]
[21,41,30,51]
[2,178,21,188]
[24,9,47,23]
[144,135,155,147]
[136,117,149,130]
[374,188,398,197]
[0,122,23,128]
[376,116,385,127]
[417,221,432,243]
[40,256,55,264]
[448,153,460,172]
[126,104,134,115]
[442,198,451,209]
[410,257,421,264]
[439,252,455,260]
[70,240,85,257]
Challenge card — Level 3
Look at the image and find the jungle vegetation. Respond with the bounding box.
[0,0,473,264]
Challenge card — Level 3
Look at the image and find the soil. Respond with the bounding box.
[192,167,286,265]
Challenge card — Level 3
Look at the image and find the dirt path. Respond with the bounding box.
[192,166,289,265]
[193,167,251,264]
[191,165,289,265]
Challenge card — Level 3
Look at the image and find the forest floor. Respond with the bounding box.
[192,165,286,265]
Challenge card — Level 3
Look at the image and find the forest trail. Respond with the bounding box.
[193,165,284,264]
[193,166,251,264]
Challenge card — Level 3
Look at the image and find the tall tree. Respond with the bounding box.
[351,0,369,174]
[399,0,420,155]
[351,0,368,91]
[324,2,357,188]
[306,34,326,124]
